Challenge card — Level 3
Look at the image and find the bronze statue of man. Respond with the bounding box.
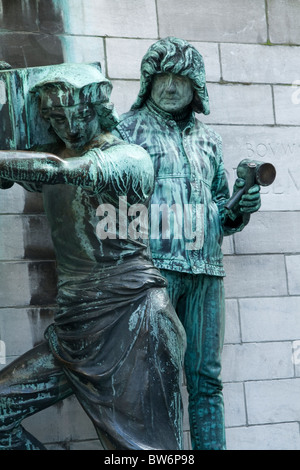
[115,37,262,450]
[0,63,186,450]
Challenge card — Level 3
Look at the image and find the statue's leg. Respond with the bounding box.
[180,275,226,450]
[161,270,226,450]
[0,341,73,450]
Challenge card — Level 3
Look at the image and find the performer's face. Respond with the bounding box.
[47,104,100,150]
[151,73,194,113]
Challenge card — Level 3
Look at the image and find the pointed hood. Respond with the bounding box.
[131,37,210,115]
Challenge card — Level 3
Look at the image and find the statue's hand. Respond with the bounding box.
[0,178,14,190]
[234,178,261,214]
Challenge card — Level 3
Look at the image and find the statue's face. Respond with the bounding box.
[151,73,194,113]
[47,104,101,150]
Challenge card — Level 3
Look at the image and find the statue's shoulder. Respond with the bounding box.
[194,119,222,146]
[95,132,151,161]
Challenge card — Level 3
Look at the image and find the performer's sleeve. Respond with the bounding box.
[211,138,247,235]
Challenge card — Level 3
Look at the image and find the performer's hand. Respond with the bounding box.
[234,178,261,214]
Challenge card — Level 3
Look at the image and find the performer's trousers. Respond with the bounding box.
[161,270,226,451]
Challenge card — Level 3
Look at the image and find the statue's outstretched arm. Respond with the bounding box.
[0,150,101,192]
[0,145,154,203]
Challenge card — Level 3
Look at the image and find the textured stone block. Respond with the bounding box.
[268,0,300,44]
[0,307,54,360]
[60,35,105,65]
[58,0,158,37]
[0,262,31,307]
[0,184,26,214]
[234,212,300,254]
[0,215,24,260]
[111,79,140,116]
[223,254,287,298]
[0,0,64,34]
[286,255,300,295]
[202,84,274,125]
[0,32,64,69]
[222,342,293,382]
[222,236,234,256]
[0,215,54,260]
[223,382,246,427]
[274,85,300,125]
[226,423,300,450]
[157,0,267,43]
[240,297,300,342]
[221,43,300,84]
[212,125,300,211]
[245,379,300,424]
[0,0,39,32]
[0,261,57,307]
[224,299,240,344]
[106,39,154,80]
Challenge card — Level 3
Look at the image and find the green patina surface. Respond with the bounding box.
[0,62,186,451]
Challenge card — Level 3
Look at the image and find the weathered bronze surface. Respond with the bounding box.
[116,36,273,450]
[0,63,186,450]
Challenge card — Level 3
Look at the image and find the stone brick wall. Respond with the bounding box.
[0,0,299,450]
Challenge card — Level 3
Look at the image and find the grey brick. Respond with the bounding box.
[111,79,140,116]
[0,184,26,214]
[223,254,287,298]
[223,382,246,427]
[0,261,57,307]
[0,307,54,359]
[59,0,158,37]
[157,0,267,43]
[286,255,300,295]
[245,378,300,424]
[0,215,54,261]
[202,84,274,125]
[268,0,300,44]
[0,32,64,68]
[107,39,155,80]
[222,236,234,256]
[293,340,300,377]
[60,35,105,65]
[0,262,31,307]
[234,212,300,254]
[0,215,24,260]
[226,423,300,450]
[240,297,300,342]
[224,299,240,344]
[274,85,300,125]
[222,342,294,382]
[221,43,300,84]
